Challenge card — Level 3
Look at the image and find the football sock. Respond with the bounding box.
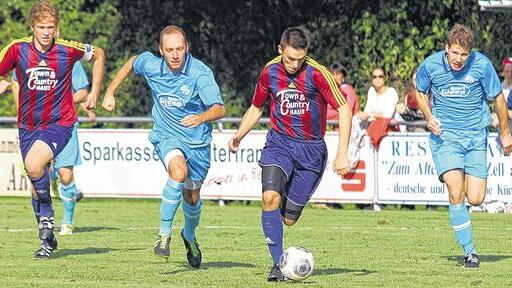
[182,198,203,241]
[30,170,54,218]
[262,209,283,265]
[31,197,40,224]
[59,182,78,225]
[159,179,183,236]
[449,203,476,256]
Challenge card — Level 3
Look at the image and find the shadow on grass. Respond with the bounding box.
[52,247,143,259]
[72,226,121,233]
[162,261,255,275]
[315,267,376,276]
[445,254,512,265]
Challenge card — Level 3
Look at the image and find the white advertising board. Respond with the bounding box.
[376,132,512,205]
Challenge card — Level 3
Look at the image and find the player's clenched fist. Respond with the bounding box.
[228,136,241,153]
[102,94,116,112]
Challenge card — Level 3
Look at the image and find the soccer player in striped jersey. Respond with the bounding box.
[0,0,105,258]
[228,26,352,281]
[12,61,92,237]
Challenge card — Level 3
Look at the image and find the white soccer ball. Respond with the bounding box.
[279,246,315,282]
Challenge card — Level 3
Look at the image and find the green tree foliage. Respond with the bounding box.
[1,0,511,120]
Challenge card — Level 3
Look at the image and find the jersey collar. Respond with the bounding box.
[161,52,192,76]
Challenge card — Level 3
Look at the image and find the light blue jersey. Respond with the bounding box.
[416,50,501,131]
[133,52,223,148]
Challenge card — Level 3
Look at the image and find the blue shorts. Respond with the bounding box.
[429,128,488,182]
[259,129,327,207]
[149,131,211,183]
[19,125,73,161]
[54,122,82,170]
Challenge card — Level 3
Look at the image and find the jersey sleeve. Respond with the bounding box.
[197,69,223,106]
[0,43,17,77]
[481,59,502,100]
[312,68,347,111]
[416,61,431,94]
[71,61,89,93]
[251,69,270,108]
[133,52,154,76]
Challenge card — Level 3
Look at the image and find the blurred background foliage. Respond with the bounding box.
[0,0,510,119]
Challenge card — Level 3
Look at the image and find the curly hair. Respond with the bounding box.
[447,24,473,51]
[28,1,60,27]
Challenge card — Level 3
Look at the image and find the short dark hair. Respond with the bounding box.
[329,62,347,77]
[280,26,309,50]
[447,24,473,51]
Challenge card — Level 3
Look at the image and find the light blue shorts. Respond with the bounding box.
[149,131,211,182]
[54,122,82,170]
[429,128,488,182]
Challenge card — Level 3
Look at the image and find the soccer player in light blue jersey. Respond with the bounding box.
[102,25,225,268]
[415,24,512,268]
[12,61,93,236]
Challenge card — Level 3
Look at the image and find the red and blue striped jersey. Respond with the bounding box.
[0,36,94,130]
[252,56,347,140]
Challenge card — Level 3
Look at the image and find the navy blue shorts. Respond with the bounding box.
[19,125,73,161]
[259,130,327,208]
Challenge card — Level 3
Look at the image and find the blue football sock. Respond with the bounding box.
[31,198,40,224]
[262,209,283,265]
[30,170,54,218]
[59,182,78,225]
[449,203,476,256]
[182,198,203,241]
[159,179,183,236]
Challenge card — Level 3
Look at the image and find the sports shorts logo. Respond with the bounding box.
[276,88,310,116]
[158,93,184,109]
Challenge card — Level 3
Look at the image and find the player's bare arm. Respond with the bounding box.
[333,103,352,176]
[0,79,9,94]
[85,45,106,110]
[10,78,19,108]
[181,104,225,128]
[102,55,137,112]
[228,104,264,153]
[494,92,512,156]
[416,90,441,135]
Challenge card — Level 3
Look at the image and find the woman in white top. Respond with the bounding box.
[357,68,398,122]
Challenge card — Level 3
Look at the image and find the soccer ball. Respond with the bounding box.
[279,246,315,282]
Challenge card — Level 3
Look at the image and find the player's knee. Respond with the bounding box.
[283,217,296,226]
[467,195,484,206]
[280,200,304,224]
[24,162,44,179]
[262,192,281,210]
[58,170,74,185]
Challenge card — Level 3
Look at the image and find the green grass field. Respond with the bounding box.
[1,197,512,287]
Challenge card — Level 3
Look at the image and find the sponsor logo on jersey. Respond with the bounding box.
[464,75,475,84]
[25,66,58,91]
[180,84,191,96]
[439,84,469,97]
[158,93,185,109]
[277,88,310,116]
